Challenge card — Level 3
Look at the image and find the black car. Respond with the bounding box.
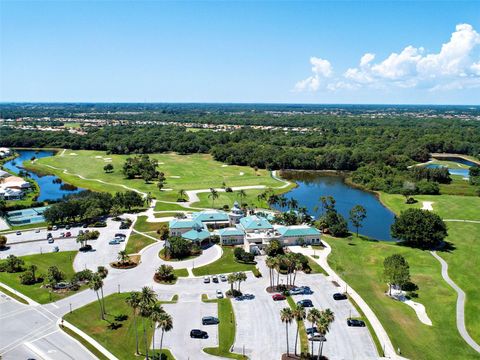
[347,319,366,327]
[297,299,314,307]
[333,293,348,300]
[306,327,318,335]
[202,316,219,325]
[190,329,208,339]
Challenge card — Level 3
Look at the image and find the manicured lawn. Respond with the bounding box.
[0,251,80,304]
[154,201,190,212]
[203,297,247,359]
[28,150,283,202]
[327,235,479,360]
[125,233,156,254]
[437,222,480,343]
[64,293,175,360]
[134,216,165,233]
[173,268,188,278]
[379,192,480,346]
[154,212,181,218]
[192,247,256,276]
[380,193,480,220]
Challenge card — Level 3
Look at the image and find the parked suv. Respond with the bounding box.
[202,316,219,325]
[190,329,208,339]
[333,293,347,300]
[297,299,313,307]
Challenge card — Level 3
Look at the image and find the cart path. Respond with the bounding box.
[430,251,480,353]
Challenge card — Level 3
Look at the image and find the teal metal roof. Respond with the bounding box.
[218,227,245,236]
[277,226,321,237]
[192,211,229,222]
[169,219,203,229]
[239,215,273,230]
[182,229,211,241]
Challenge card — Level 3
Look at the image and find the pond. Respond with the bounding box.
[3,149,84,201]
[279,171,396,241]
[426,156,477,178]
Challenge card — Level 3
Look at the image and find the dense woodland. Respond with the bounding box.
[1,104,479,195]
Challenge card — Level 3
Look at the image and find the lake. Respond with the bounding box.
[279,171,396,241]
[3,149,84,201]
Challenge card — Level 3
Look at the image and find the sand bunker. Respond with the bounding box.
[170,176,181,178]
[69,153,78,156]
[221,164,228,167]
[239,172,244,176]
[95,155,103,159]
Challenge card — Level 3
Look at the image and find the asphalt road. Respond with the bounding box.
[0,293,96,360]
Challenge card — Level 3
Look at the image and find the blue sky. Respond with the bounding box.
[1,1,479,104]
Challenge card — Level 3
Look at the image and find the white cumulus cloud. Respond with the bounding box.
[294,57,332,92]
[294,23,480,92]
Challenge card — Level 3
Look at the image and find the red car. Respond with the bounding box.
[272,294,286,301]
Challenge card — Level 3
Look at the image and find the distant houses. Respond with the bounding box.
[0,148,31,201]
[169,201,321,252]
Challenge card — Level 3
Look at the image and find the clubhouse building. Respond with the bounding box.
[169,201,321,252]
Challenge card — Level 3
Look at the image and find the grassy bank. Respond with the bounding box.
[192,247,256,276]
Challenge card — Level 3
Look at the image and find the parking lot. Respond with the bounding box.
[0,219,130,271]
[157,296,219,359]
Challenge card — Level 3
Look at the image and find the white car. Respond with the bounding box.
[203,276,210,283]
[216,290,223,299]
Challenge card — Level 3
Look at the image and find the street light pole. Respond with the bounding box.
[118,284,120,293]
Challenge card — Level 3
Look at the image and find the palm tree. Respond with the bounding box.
[293,305,306,356]
[227,273,237,294]
[316,309,335,360]
[288,198,299,210]
[267,194,279,207]
[265,256,276,289]
[96,267,108,313]
[117,250,129,264]
[178,189,186,201]
[238,189,247,204]
[307,308,321,356]
[278,196,288,209]
[139,287,157,359]
[158,312,173,355]
[149,303,165,353]
[208,188,219,208]
[29,264,38,283]
[125,291,141,355]
[236,272,247,293]
[89,274,105,320]
[280,307,294,356]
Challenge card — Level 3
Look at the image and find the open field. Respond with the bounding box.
[64,292,175,360]
[134,215,165,233]
[327,234,479,360]
[26,149,283,202]
[0,251,80,303]
[380,193,480,220]
[192,247,256,276]
[125,232,156,254]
